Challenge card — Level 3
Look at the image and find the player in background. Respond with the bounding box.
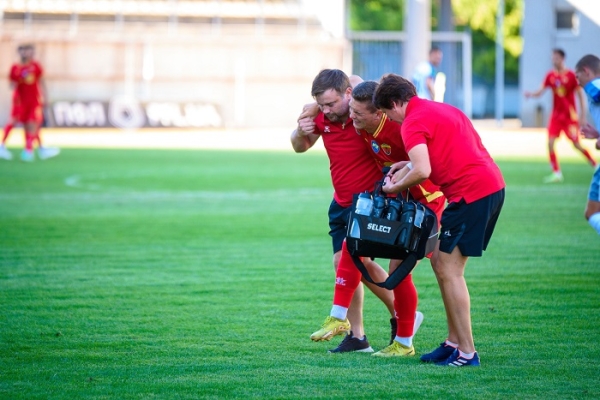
[524,48,596,183]
[0,44,59,162]
[374,73,505,367]
[309,81,445,357]
[575,54,600,235]
[412,46,443,101]
[291,70,396,353]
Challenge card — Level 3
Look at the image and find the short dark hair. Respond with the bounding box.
[351,81,379,113]
[373,74,416,110]
[430,46,441,54]
[311,69,350,98]
[553,48,565,59]
[576,54,600,74]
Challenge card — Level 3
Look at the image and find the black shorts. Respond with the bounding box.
[328,199,352,254]
[439,189,505,257]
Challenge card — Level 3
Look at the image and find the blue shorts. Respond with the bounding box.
[328,199,352,254]
[439,189,505,257]
[589,165,600,202]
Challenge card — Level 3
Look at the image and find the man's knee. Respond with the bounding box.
[588,213,600,235]
[585,201,600,220]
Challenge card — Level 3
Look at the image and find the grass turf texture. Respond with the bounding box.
[0,148,598,399]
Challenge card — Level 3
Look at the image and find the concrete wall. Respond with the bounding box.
[0,20,347,128]
[520,0,600,127]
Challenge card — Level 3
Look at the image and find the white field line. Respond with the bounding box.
[3,122,597,159]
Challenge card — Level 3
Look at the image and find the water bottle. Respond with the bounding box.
[386,197,402,221]
[372,194,387,218]
[397,202,416,248]
[355,192,373,216]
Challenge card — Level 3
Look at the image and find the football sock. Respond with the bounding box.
[25,134,35,151]
[332,241,362,309]
[330,305,348,321]
[445,339,459,348]
[392,274,418,337]
[549,151,560,173]
[395,336,412,347]
[581,149,597,167]
[459,350,475,359]
[2,123,12,143]
[589,212,600,235]
[35,126,42,147]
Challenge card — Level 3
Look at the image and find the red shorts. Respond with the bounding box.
[548,119,580,142]
[17,103,43,124]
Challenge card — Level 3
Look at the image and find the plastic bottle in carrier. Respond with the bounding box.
[386,196,402,221]
[372,194,387,218]
[355,192,373,216]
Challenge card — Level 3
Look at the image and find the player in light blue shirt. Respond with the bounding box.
[412,47,442,101]
[575,54,600,235]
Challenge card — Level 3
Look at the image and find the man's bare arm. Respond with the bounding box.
[291,116,320,153]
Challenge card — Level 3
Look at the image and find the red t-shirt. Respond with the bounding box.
[314,112,382,207]
[543,69,579,125]
[356,114,445,220]
[10,61,43,107]
[401,97,505,204]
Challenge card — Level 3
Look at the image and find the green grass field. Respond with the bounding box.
[1,148,598,399]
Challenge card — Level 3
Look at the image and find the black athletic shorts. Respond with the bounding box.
[439,188,505,257]
[328,198,352,254]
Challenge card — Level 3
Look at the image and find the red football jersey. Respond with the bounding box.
[356,114,445,220]
[314,112,381,207]
[543,69,579,125]
[10,61,43,107]
[401,97,505,204]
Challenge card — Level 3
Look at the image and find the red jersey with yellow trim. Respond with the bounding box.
[543,69,579,125]
[314,112,381,208]
[356,114,445,220]
[10,61,43,107]
[401,97,505,204]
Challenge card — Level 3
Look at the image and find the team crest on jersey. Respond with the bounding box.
[371,140,380,153]
[324,126,330,133]
[381,143,392,155]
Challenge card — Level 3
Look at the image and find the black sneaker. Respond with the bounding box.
[328,331,374,353]
[420,342,457,363]
[435,349,480,367]
[389,318,397,345]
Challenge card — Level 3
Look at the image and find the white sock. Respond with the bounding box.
[589,213,600,235]
[445,339,458,348]
[459,350,475,359]
[395,336,412,347]
[330,305,348,321]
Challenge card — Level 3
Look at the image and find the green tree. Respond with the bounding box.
[452,0,523,84]
[349,0,404,31]
[349,0,523,84]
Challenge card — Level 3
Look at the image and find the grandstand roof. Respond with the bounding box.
[0,0,314,20]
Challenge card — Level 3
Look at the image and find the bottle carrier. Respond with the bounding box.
[346,171,439,289]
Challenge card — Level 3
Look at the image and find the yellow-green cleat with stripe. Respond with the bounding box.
[372,340,415,357]
[310,316,350,342]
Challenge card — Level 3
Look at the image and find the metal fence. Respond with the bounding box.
[348,30,472,117]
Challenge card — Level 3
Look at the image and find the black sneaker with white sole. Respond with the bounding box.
[328,331,374,353]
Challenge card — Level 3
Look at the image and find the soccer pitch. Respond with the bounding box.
[0,143,598,398]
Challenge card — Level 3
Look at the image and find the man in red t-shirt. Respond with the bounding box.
[374,74,506,367]
[525,48,596,182]
[1,44,59,162]
[309,80,446,357]
[291,70,396,353]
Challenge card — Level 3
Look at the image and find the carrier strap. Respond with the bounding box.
[350,253,418,290]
